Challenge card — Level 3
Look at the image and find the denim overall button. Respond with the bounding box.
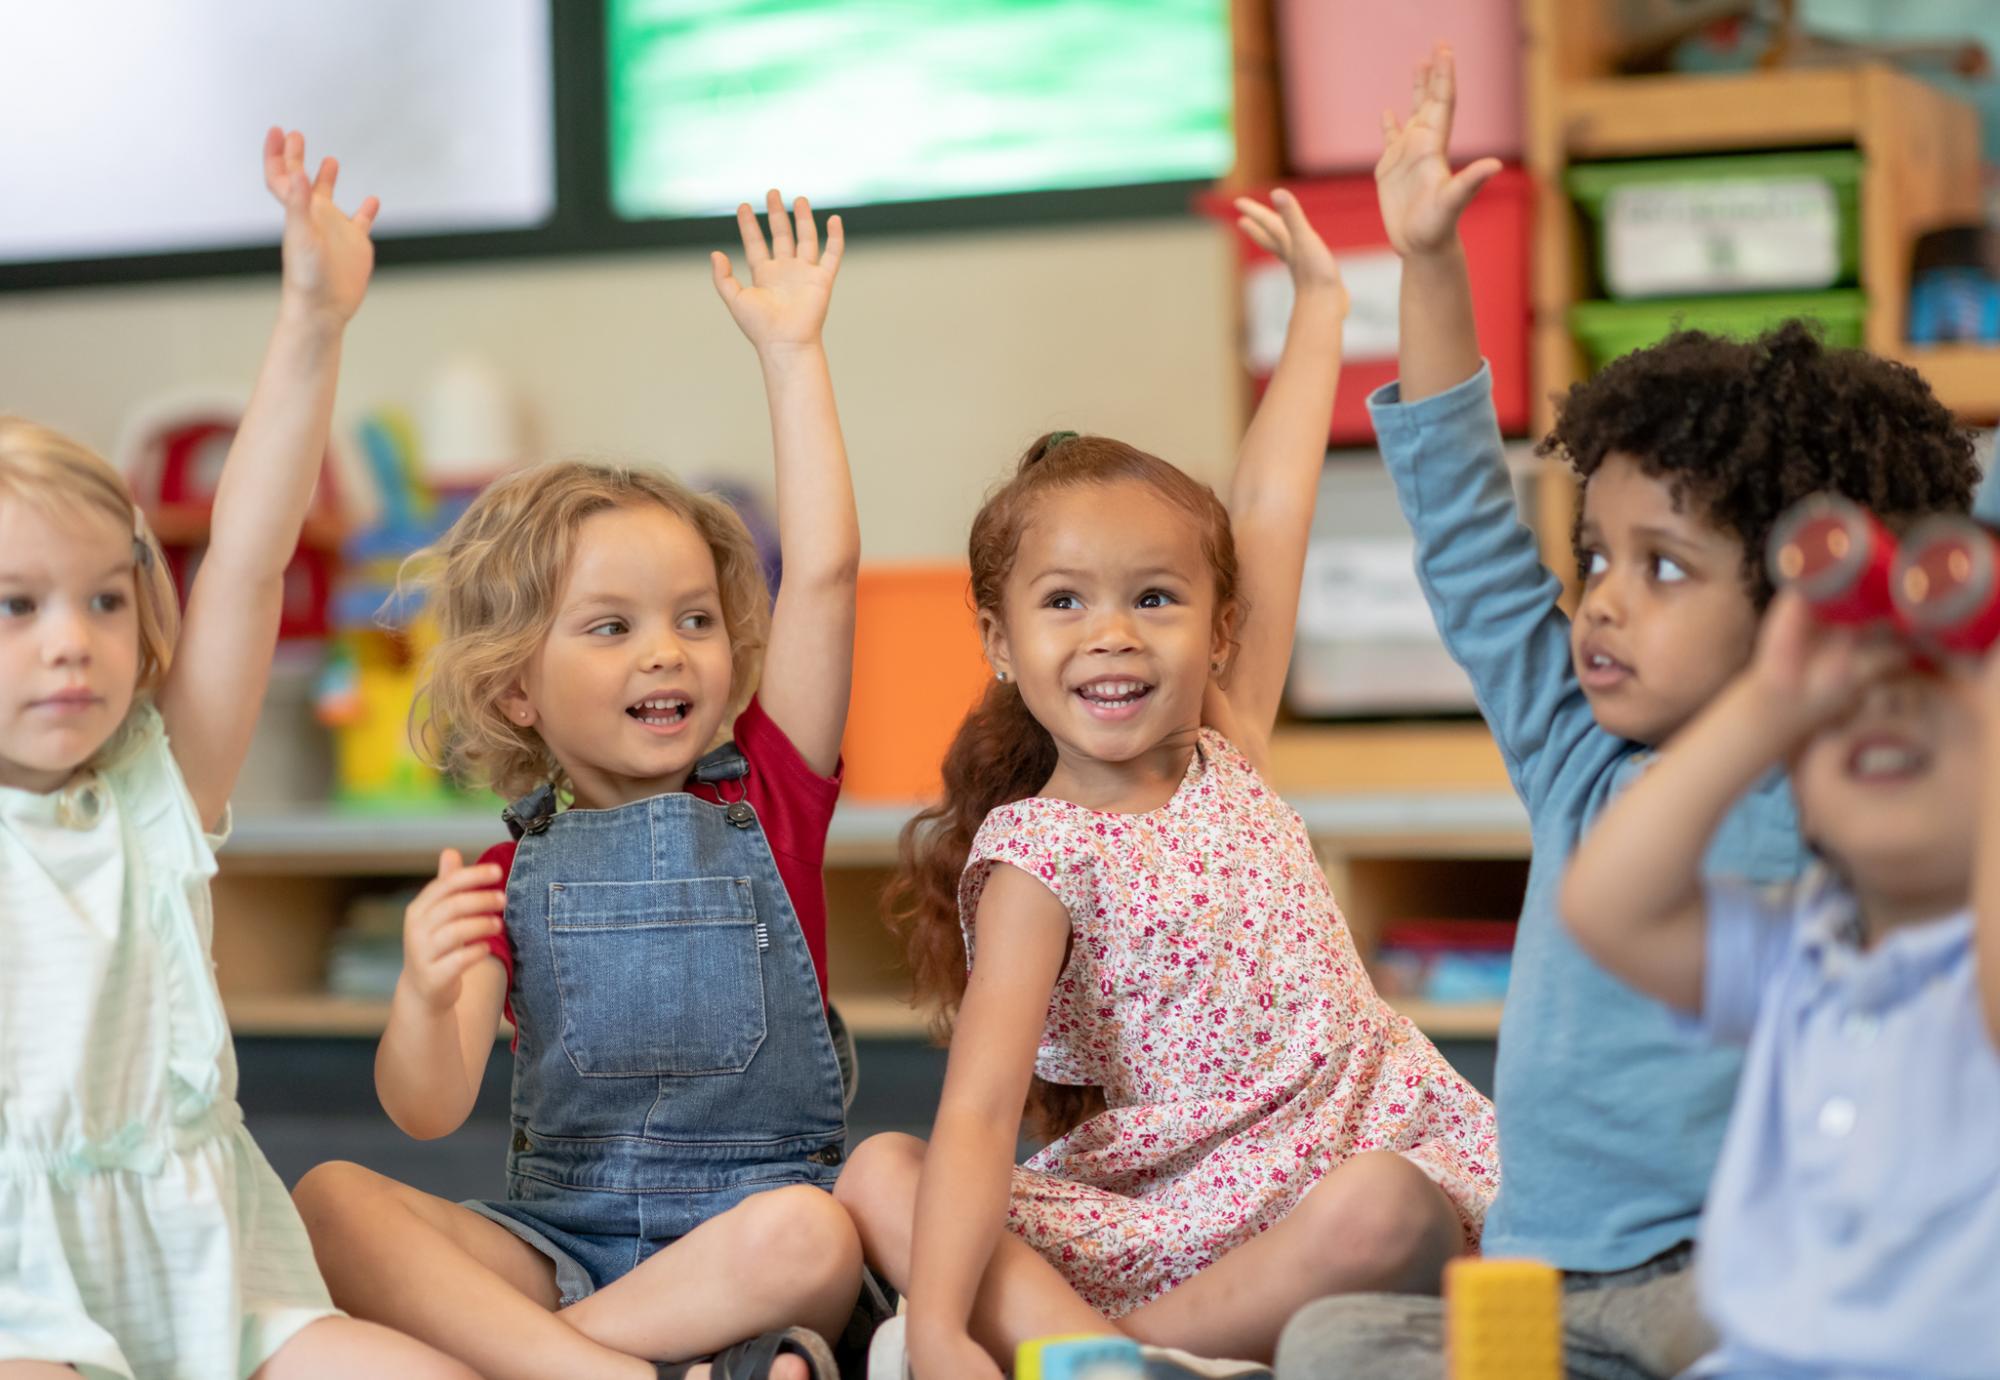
[512,1130,532,1153]
[808,1145,843,1166]
[725,801,755,828]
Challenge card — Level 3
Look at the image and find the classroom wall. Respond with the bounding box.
[0,218,1246,561]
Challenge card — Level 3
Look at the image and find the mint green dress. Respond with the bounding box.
[0,706,338,1379]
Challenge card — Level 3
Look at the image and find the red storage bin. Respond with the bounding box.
[1208,169,1533,444]
[1277,0,1524,173]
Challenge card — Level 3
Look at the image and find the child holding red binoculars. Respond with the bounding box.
[1561,494,2000,1377]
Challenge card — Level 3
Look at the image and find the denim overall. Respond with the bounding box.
[467,741,849,1303]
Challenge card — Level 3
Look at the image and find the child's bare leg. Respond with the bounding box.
[1119,1151,1467,1363]
[251,1315,481,1379]
[835,1133,1118,1362]
[0,1365,79,1377]
[560,1183,860,1366]
[292,1160,651,1380]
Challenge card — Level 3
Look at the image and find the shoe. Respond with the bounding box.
[1137,1345,1273,1379]
[866,1312,909,1380]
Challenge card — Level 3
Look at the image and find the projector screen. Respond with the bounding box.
[608,0,1235,220]
[0,0,555,266]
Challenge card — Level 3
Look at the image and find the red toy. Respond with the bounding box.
[1766,494,1901,629]
[1893,516,2000,654]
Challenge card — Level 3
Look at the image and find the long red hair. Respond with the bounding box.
[886,431,1241,1142]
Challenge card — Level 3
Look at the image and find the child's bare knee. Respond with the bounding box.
[1298,1153,1458,1292]
[290,1159,382,1226]
[832,1132,923,1225]
[738,1185,862,1277]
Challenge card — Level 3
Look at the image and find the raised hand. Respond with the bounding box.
[1747,591,1910,740]
[1375,44,1503,258]
[262,127,379,325]
[399,850,505,1012]
[711,190,844,354]
[1233,188,1348,315]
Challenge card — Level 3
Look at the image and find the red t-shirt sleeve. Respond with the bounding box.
[730,696,842,1000]
[475,840,520,1029]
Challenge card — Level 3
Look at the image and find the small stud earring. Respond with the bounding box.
[996,670,1008,683]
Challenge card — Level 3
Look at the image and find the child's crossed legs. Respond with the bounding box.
[293,1161,861,1380]
[0,1317,475,1380]
[836,1133,1466,1366]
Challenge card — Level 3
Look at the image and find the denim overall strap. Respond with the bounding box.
[494,750,847,1241]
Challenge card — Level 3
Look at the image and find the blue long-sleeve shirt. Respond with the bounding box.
[1368,365,1807,1272]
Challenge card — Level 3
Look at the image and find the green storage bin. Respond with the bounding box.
[1567,150,1862,300]
[1569,292,1867,372]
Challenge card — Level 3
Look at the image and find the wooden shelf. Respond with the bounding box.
[1893,345,2000,423]
[226,991,1502,1043]
[1560,68,1871,160]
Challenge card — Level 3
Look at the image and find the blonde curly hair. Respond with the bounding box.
[413,460,771,801]
[0,418,180,750]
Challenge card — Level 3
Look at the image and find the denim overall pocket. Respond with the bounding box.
[547,877,768,1076]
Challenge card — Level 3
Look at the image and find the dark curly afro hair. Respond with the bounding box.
[1539,320,1981,606]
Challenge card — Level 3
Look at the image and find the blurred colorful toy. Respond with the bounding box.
[1446,1258,1561,1380]
[117,391,343,640]
[1015,1335,1144,1380]
[1893,515,2000,653]
[315,406,472,810]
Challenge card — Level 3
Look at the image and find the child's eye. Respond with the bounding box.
[1582,551,1609,579]
[1045,593,1081,611]
[588,619,629,636]
[91,592,127,614]
[1653,555,1689,584]
[678,612,714,633]
[0,595,32,617]
[1136,589,1177,609]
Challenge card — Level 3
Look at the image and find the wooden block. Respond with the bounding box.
[1447,1258,1563,1380]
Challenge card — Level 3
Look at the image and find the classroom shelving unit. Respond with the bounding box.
[211,721,1527,1045]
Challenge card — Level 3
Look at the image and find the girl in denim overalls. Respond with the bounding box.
[293,195,863,1380]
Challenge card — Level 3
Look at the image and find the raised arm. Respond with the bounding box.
[1214,192,1348,765]
[1563,594,1902,1010]
[1376,46,1502,403]
[374,849,509,1139]
[159,129,376,827]
[710,191,857,775]
[905,865,1073,1380]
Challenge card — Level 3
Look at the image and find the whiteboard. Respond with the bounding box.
[0,0,554,263]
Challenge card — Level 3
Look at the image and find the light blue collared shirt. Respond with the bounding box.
[1686,874,2000,1379]
[1368,366,1808,1272]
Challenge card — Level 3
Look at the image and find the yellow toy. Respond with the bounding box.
[1015,1335,1144,1380]
[1446,1258,1562,1380]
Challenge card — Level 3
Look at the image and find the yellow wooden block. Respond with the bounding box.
[1446,1258,1562,1380]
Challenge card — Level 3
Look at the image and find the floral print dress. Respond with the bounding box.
[960,728,1498,1316]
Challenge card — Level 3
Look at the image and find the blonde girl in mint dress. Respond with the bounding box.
[0,133,470,1380]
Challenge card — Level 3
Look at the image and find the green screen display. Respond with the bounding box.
[609,0,1234,219]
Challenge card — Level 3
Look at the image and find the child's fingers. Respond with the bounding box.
[735,202,770,267]
[352,195,380,235]
[1381,108,1402,147]
[438,848,464,878]
[428,915,505,963]
[764,188,795,257]
[710,249,742,304]
[261,126,287,195]
[430,943,495,988]
[1443,158,1504,213]
[793,195,819,263]
[1271,187,1317,246]
[426,888,507,923]
[820,213,845,275]
[1236,215,1281,257]
[313,155,338,201]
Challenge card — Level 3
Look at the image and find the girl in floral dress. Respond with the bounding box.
[834,194,1497,1380]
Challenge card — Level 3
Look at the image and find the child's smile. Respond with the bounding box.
[504,503,737,808]
[983,479,1224,804]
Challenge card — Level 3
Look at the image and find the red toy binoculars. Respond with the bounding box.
[1765,495,2000,654]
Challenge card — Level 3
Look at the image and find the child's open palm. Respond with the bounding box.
[1375,45,1503,257]
[263,127,379,324]
[1234,188,1347,315]
[711,190,844,352]
[1751,591,1910,736]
